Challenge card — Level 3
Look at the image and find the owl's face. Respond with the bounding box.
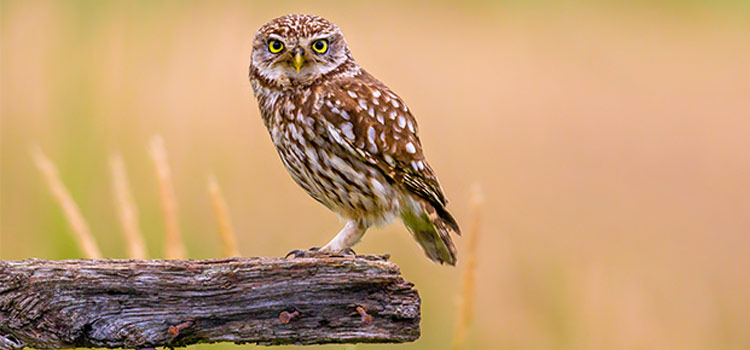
[251,15,353,87]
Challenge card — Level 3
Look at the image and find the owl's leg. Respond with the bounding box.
[320,219,368,253]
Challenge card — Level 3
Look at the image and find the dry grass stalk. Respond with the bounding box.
[452,183,483,350]
[110,154,148,259]
[31,147,102,259]
[149,135,185,259]
[208,175,240,257]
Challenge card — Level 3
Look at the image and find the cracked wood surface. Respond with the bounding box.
[0,256,420,349]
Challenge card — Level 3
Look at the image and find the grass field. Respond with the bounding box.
[2,1,750,349]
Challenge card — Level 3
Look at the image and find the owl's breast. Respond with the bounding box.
[263,92,399,222]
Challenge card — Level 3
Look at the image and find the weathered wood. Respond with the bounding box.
[0,256,420,349]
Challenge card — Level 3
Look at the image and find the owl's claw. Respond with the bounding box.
[284,247,324,259]
[284,250,302,259]
[284,247,356,259]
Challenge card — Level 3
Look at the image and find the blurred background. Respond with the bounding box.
[2,0,750,349]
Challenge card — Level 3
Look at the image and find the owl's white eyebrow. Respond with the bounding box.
[267,34,284,42]
[310,35,331,42]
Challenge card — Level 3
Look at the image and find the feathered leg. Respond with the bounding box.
[320,219,368,253]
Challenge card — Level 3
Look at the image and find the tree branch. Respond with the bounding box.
[0,256,420,349]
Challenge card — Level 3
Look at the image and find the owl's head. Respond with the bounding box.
[251,14,354,87]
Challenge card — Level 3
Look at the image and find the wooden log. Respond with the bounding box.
[0,256,420,349]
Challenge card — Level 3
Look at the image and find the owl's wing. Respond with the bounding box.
[317,72,459,232]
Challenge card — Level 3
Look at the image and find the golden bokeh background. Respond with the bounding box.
[2,1,750,349]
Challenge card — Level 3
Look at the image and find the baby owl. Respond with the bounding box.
[249,14,460,265]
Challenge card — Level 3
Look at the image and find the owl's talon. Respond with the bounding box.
[284,247,325,259]
[284,249,305,259]
[284,247,358,259]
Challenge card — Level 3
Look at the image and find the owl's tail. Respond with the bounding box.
[401,196,460,266]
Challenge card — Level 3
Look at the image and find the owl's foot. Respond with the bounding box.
[284,247,321,259]
[284,247,356,259]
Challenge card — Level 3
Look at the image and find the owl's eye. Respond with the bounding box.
[268,40,284,54]
[311,39,328,54]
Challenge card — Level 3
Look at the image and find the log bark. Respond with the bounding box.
[0,256,420,349]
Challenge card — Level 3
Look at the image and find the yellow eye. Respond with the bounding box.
[268,40,284,54]
[312,39,328,54]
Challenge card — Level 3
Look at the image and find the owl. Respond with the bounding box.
[249,14,460,265]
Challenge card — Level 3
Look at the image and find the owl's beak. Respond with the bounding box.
[291,48,305,73]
